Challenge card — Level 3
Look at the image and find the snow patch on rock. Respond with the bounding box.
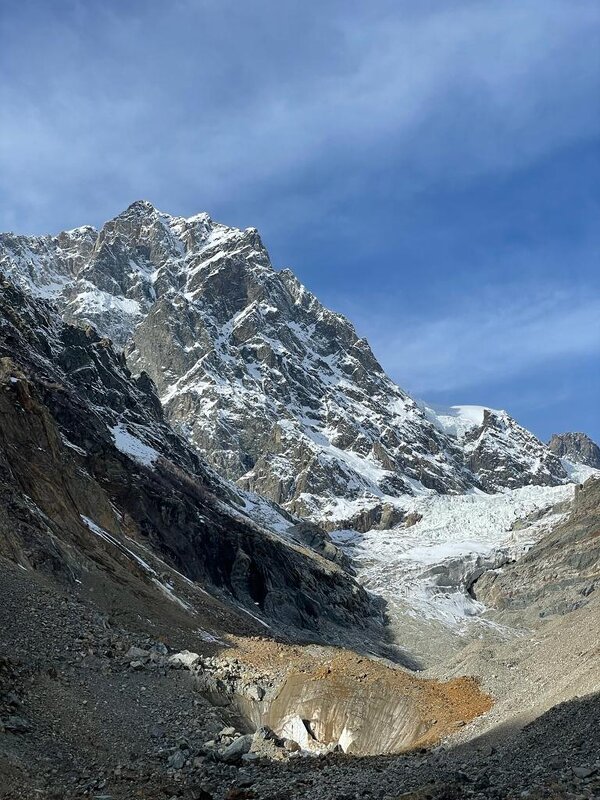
[111,424,160,467]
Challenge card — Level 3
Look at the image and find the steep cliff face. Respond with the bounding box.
[0,202,568,526]
[0,276,381,641]
[473,476,600,621]
[548,432,600,469]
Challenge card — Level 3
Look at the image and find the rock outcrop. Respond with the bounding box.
[548,431,600,469]
[473,476,600,621]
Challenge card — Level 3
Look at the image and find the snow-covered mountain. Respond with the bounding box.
[0,200,568,529]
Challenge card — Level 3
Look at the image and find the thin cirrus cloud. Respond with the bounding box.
[363,292,600,395]
[0,0,598,233]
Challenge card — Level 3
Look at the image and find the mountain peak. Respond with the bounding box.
[184,210,212,225]
[0,205,571,528]
[125,199,158,215]
[548,432,600,469]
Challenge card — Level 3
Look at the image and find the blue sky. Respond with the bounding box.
[1,0,599,441]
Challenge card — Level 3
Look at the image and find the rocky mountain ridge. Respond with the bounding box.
[548,431,600,469]
[0,207,599,800]
[0,201,569,528]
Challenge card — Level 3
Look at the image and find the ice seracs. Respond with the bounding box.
[332,481,575,631]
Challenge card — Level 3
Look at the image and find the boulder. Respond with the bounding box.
[169,650,201,669]
[220,734,253,763]
[124,646,150,661]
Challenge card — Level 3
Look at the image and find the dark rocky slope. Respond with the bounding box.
[3,554,581,800]
[0,275,380,642]
[473,475,600,621]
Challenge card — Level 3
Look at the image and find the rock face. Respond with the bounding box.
[0,201,568,525]
[422,404,568,493]
[0,275,381,640]
[473,476,600,620]
[548,432,600,469]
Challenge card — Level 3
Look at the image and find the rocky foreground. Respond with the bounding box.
[0,545,598,800]
[0,478,598,799]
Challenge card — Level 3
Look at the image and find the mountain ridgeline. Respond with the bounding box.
[548,432,600,469]
[0,201,569,531]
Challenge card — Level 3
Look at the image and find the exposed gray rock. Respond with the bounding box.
[287,521,353,571]
[220,734,253,762]
[283,738,300,752]
[572,765,596,779]
[548,432,600,469]
[473,477,600,621]
[168,651,201,669]
[460,408,567,491]
[319,502,407,533]
[167,749,186,770]
[124,646,150,661]
[3,715,31,734]
[243,684,264,702]
[0,276,383,641]
[253,725,275,740]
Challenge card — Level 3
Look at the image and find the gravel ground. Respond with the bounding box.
[1,559,598,800]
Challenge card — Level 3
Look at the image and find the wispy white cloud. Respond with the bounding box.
[0,0,598,232]
[1,1,596,438]
[359,288,600,394]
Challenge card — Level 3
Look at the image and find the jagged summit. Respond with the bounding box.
[0,203,569,529]
[126,198,157,212]
[548,432,600,469]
